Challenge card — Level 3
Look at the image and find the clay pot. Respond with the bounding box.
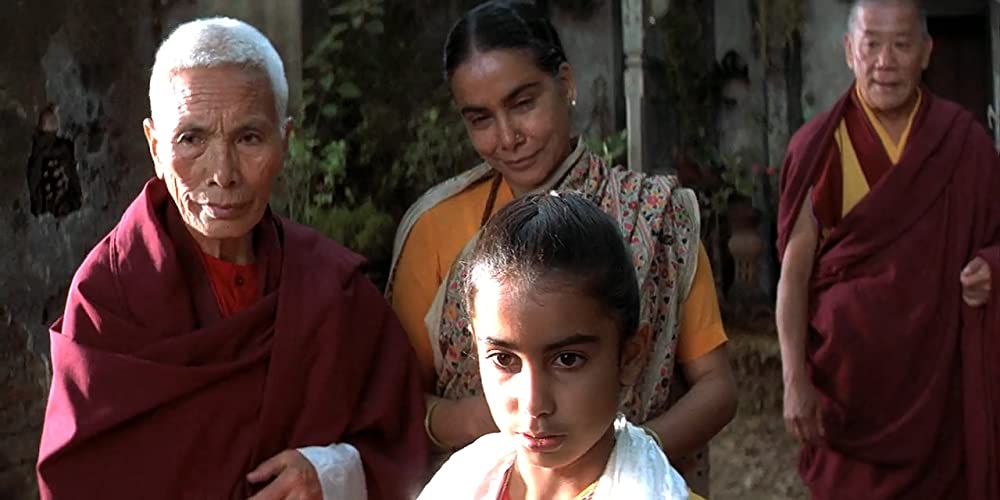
[726,199,763,296]
[726,200,758,231]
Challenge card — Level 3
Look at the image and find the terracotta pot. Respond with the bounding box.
[726,199,758,230]
[726,199,763,298]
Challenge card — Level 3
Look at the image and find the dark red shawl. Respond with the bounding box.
[37,179,427,499]
[778,85,1000,499]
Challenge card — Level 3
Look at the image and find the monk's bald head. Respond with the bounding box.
[847,0,928,38]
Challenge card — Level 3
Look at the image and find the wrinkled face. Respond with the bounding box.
[470,277,643,472]
[844,3,932,114]
[450,49,576,195]
[143,65,289,242]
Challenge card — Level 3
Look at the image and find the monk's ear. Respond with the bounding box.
[920,35,934,71]
[842,33,854,71]
[619,323,650,386]
[281,117,294,152]
[142,117,165,180]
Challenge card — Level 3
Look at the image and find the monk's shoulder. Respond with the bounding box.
[927,93,997,156]
[943,98,993,146]
[929,92,966,118]
[76,229,118,288]
[61,226,128,325]
[788,106,838,155]
[278,218,366,285]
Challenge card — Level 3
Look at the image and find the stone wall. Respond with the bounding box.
[799,0,853,118]
[0,1,159,497]
[549,1,626,141]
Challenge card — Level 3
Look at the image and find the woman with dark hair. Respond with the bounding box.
[387,1,737,493]
[418,192,697,499]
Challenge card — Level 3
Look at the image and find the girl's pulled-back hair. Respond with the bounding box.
[465,192,640,340]
[443,0,568,81]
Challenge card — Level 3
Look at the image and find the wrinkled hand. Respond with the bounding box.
[247,450,322,500]
[783,378,825,446]
[961,257,992,307]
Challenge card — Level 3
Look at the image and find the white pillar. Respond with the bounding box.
[621,0,645,172]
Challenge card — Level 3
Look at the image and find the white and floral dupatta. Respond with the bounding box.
[416,415,690,500]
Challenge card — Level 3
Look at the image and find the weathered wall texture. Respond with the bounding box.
[0,2,158,498]
[800,0,853,119]
[550,1,625,141]
[714,0,763,162]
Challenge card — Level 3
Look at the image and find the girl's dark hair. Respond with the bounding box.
[443,0,568,81]
[464,192,640,341]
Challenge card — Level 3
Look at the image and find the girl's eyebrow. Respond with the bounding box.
[479,333,600,352]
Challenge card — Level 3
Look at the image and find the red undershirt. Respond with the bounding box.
[198,250,259,317]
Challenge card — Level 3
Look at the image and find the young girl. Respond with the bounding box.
[418,192,696,500]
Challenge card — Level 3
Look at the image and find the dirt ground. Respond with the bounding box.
[709,307,808,499]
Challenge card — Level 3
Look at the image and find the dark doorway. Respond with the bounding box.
[923,14,993,127]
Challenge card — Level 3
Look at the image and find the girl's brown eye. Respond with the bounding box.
[491,352,515,368]
[554,353,586,369]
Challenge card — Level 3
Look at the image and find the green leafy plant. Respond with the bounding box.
[585,129,628,167]
[275,0,475,287]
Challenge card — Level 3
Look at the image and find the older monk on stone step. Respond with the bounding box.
[776,1,1000,498]
[36,17,426,500]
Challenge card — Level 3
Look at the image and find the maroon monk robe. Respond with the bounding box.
[37,179,427,500]
[777,84,1000,499]
[811,89,926,232]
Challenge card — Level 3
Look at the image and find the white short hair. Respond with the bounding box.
[149,17,289,121]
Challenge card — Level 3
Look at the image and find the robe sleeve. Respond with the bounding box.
[298,443,367,500]
[341,273,428,500]
[967,129,1000,499]
[974,130,1000,303]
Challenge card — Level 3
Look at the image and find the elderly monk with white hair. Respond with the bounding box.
[36,17,426,500]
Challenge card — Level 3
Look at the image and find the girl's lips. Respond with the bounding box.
[518,432,566,452]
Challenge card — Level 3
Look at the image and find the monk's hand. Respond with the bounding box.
[783,377,825,446]
[961,257,992,307]
[247,450,322,500]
